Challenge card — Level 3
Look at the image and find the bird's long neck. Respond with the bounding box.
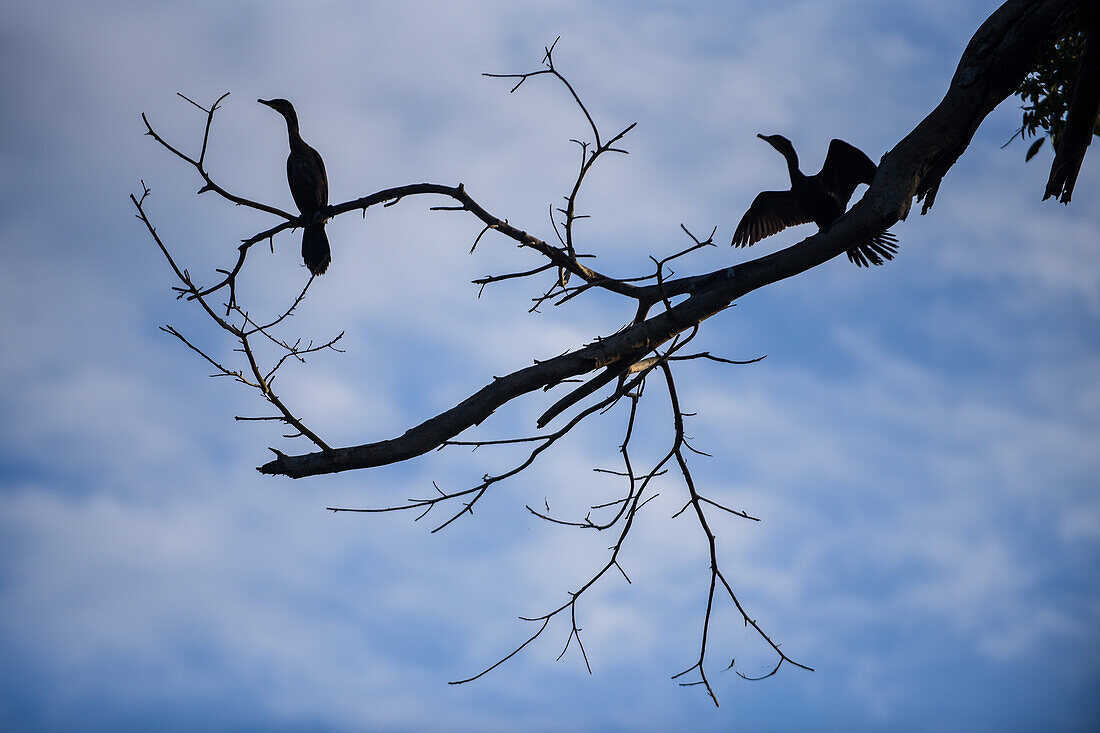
[780,147,802,182]
[281,112,305,149]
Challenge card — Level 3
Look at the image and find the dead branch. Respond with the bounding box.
[255,0,1090,479]
[136,0,1093,706]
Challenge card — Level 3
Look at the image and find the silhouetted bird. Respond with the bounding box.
[259,98,331,275]
[732,134,898,266]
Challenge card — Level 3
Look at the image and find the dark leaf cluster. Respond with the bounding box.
[1013,31,1100,160]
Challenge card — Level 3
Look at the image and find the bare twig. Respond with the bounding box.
[133,187,332,453]
[661,362,812,705]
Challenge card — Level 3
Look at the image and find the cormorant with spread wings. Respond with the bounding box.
[732,134,898,266]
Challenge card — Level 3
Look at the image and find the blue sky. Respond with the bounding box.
[1,0,1098,730]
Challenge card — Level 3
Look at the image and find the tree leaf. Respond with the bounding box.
[1025,137,1045,161]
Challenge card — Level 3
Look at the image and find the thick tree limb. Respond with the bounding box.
[259,0,1091,479]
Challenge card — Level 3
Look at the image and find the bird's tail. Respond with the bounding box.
[847,230,899,267]
[302,223,331,275]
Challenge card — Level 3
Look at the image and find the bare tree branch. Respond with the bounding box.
[248,0,1088,479]
[136,0,1094,706]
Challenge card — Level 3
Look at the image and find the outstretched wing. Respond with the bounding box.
[846,230,899,267]
[731,190,814,247]
[818,139,876,209]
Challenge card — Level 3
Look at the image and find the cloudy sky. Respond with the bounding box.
[1,0,1098,730]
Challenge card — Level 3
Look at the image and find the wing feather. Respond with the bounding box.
[731,191,813,247]
[819,139,876,209]
[845,230,899,267]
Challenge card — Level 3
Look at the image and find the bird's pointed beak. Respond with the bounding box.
[258,98,272,107]
[757,133,784,151]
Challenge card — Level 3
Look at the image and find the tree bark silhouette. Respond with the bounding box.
[250,0,1093,479]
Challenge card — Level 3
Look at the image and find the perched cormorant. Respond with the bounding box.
[259,98,331,275]
[732,134,898,266]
